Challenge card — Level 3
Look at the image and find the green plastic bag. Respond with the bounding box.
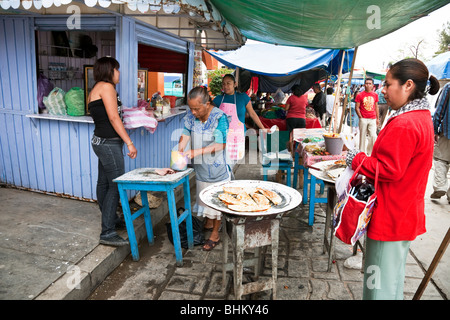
[65,87,85,116]
[43,87,67,115]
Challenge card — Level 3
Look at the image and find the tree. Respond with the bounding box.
[409,39,425,59]
[435,22,450,55]
[207,67,234,97]
[392,38,427,62]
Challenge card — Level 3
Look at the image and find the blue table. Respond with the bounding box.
[114,168,194,266]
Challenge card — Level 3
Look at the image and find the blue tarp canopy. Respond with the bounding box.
[427,51,450,80]
[208,41,354,77]
[207,41,354,93]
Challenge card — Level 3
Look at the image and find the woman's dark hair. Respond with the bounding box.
[291,84,304,97]
[93,57,120,84]
[312,83,321,91]
[326,87,334,94]
[188,86,214,105]
[222,74,236,83]
[389,58,440,100]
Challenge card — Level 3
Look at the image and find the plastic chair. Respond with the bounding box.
[259,129,293,187]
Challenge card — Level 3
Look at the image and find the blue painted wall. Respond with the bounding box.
[0,15,189,200]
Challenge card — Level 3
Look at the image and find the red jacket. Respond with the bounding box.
[352,110,434,241]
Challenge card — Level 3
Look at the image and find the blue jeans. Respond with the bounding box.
[91,135,125,239]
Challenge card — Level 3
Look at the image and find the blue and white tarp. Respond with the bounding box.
[207,40,354,77]
[427,51,450,80]
[207,40,354,93]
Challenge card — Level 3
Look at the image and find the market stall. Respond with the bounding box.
[207,42,354,94]
[0,1,244,211]
[259,116,322,131]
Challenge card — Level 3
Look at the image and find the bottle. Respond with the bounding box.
[155,94,163,110]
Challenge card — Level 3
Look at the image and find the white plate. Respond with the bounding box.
[309,160,346,184]
[199,180,302,216]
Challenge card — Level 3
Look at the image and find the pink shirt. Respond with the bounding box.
[286,94,308,119]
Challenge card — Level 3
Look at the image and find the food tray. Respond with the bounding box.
[309,160,346,184]
[199,180,302,216]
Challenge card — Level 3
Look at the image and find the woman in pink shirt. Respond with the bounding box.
[285,84,308,129]
[285,84,308,151]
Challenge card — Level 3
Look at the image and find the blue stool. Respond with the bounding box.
[262,160,293,187]
[307,173,327,226]
[292,141,326,225]
[114,168,194,266]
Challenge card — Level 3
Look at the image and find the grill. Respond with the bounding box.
[200,180,302,299]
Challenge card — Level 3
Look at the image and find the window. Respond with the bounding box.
[138,43,187,106]
[36,30,115,114]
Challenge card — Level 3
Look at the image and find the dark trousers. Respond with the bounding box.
[91,135,125,239]
[286,117,306,133]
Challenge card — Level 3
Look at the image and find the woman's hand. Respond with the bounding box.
[127,143,137,159]
[184,149,201,159]
[435,134,440,144]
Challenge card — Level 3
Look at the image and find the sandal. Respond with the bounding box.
[202,239,220,251]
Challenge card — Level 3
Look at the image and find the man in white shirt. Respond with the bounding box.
[325,87,335,127]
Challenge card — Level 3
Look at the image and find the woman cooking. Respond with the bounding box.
[178,86,230,251]
[345,58,440,299]
[213,74,266,164]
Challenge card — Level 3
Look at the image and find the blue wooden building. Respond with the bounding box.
[0,1,244,201]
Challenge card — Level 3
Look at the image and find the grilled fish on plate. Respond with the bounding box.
[249,192,270,206]
[256,188,282,205]
[223,186,245,195]
[236,192,257,206]
[217,193,242,205]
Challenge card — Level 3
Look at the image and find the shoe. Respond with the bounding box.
[99,234,129,247]
[430,191,446,199]
[202,239,220,251]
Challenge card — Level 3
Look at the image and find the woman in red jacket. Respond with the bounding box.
[346,59,440,300]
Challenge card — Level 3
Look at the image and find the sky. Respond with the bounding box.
[355,3,450,72]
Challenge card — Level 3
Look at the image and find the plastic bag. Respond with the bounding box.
[335,166,354,198]
[65,87,85,116]
[122,107,158,133]
[333,159,378,246]
[170,151,188,171]
[37,73,54,110]
[43,87,66,115]
[166,210,205,249]
[273,88,285,105]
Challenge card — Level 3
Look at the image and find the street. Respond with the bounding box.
[88,161,449,301]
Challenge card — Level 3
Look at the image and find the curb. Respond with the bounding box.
[34,165,241,300]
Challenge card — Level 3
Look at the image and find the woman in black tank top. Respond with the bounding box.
[89,57,137,247]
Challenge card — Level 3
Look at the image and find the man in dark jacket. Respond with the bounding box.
[311,83,326,126]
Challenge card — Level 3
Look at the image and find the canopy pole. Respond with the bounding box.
[339,47,358,133]
[330,50,346,133]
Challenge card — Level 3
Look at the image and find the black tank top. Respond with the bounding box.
[89,95,123,138]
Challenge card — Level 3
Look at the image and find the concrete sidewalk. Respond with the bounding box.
[0,163,448,300]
